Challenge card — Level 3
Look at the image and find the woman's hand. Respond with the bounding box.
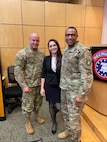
[40,88,45,96]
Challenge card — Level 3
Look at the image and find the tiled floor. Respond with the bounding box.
[0,97,70,142]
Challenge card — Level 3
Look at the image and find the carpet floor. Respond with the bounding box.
[0,97,70,142]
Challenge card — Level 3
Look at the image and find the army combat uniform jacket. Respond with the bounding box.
[60,41,93,98]
[14,46,45,89]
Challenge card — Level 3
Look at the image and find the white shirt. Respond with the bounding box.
[51,57,56,72]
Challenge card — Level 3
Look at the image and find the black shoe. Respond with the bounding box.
[51,122,57,135]
[51,130,56,135]
[31,138,43,142]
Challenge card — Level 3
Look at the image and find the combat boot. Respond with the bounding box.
[58,129,70,139]
[35,113,45,124]
[25,118,34,134]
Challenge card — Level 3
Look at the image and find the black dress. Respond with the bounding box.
[41,56,61,103]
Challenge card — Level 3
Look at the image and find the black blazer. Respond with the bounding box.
[41,56,60,86]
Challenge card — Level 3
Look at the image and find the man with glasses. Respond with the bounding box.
[58,26,93,142]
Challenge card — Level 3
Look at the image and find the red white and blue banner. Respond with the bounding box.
[91,46,107,82]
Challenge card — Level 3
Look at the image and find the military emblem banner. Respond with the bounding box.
[91,46,107,82]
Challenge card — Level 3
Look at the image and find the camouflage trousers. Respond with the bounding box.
[61,89,87,142]
[22,86,43,118]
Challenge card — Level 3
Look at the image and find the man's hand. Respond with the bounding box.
[23,87,31,93]
[75,96,83,105]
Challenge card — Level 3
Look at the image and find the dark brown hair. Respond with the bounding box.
[48,39,62,71]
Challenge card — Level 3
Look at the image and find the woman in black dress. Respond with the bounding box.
[41,39,62,134]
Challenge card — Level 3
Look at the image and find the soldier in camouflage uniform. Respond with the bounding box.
[14,33,45,135]
[58,27,93,142]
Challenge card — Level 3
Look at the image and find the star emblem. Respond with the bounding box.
[95,58,107,80]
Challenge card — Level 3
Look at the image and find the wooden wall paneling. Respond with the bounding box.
[23,25,45,49]
[85,6,104,28]
[1,48,21,70]
[0,25,23,47]
[0,0,21,24]
[86,0,104,6]
[84,28,102,44]
[22,1,45,25]
[76,27,85,44]
[45,26,65,52]
[66,4,86,27]
[46,49,49,56]
[45,2,65,26]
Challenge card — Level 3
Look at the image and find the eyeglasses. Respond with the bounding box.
[65,34,77,37]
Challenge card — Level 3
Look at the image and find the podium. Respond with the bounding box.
[87,80,107,116]
[86,46,107,116]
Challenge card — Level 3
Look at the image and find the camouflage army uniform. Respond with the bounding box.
[60,41,93,142]
[14,46,45,118]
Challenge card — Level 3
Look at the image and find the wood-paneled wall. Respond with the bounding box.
[0,0,104,83]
